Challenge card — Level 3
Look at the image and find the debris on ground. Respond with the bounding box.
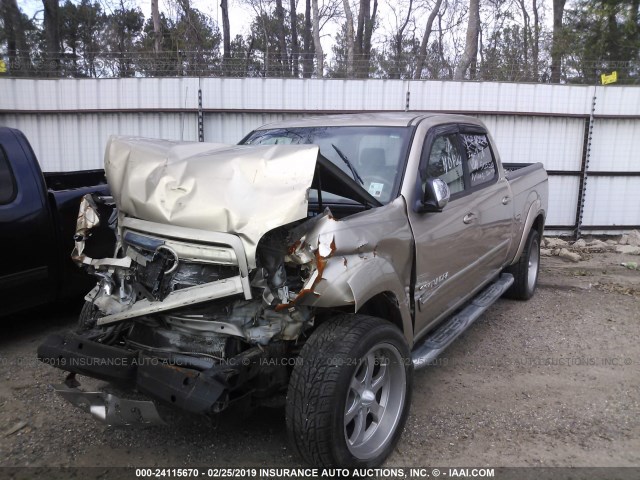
[558,248,581,263]
[3,420,28,437]
[542,230,640,262]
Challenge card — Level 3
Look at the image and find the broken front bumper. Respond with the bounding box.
[38,333,236,417]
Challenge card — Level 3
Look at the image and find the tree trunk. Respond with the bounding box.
[414,0,442,79]
[363,0,377,60]
[290,0,299,77]
[453,0,480,80]
[221,0,231,72]
[532,0,540,81]
[151,0,161,54]
[550,0,566,83]
[311,0,323,76]
[355,0,367,75]
[342,0,355,77]
[303,0,313,77]
[437,9,452,79]
[275,0,288,75]
[516,0,530,79]
[354,0,376,77]
[42,0,61,75]
[392,0,413,79]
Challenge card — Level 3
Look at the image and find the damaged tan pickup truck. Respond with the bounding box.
[38,113,547,468]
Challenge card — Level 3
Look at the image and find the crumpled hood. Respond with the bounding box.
[104,136,319,267]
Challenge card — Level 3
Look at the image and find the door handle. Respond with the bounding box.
[463,213,476,224]
[502,196,511,205]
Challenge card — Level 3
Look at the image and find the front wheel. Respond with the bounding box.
[504,228,540,300]
[77,300,102,332]
[286,314,413,467]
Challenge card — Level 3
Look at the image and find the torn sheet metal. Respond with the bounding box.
[104,136,320,268]
[71,194,101,264]
[53,384,165,426]
[279,197,415,341]
[96,275,245,326]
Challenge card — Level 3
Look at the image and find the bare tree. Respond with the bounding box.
[550,0,566,83]
[221,0,231,66]
[342,0,355,77]
[532,0,540,81]
[516,0,530,77]
[390,0,413,79]
[275,0,288,74]
[453,0,479,80]
[243,0,272,75]
[414,0,443,79]
[151,0,162,55]
[354,0,378,77]
[303,0,313,77]
[290,0,299,76]
[42,0,61,74]
[312,0,324,76]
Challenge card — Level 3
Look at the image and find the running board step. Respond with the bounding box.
[411,273,514,369]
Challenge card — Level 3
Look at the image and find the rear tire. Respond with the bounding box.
[504,228,540,300]
[286,314,413,468]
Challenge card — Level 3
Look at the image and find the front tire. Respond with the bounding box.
[504,228,540,300]
[77,300,102,332]
[286,314,413,467]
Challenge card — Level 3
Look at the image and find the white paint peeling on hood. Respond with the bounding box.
[104,136,320,267]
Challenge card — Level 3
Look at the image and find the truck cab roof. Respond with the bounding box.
[255,112,487,130]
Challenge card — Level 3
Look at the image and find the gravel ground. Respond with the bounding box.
[0,251,638,473]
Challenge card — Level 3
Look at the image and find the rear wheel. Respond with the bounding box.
[286,314,413,467]
[504,228,540,300]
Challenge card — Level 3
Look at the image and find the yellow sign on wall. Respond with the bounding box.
[0,60,6,74]
[601,71,618,85]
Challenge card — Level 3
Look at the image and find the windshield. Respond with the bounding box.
[241,126,412,204]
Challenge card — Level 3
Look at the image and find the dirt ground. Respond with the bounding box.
[0,251,638,472]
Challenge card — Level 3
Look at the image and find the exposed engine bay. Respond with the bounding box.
[76,199,338,350]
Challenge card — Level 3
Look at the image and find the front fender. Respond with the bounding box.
[300,253,413,343]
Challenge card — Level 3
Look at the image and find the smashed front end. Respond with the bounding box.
[38,136,410,425]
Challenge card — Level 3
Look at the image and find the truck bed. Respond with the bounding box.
[44,169,107,191]
[503,162,545,180]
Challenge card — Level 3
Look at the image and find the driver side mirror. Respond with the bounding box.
[416,178,450,213]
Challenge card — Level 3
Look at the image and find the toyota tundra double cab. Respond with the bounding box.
[38,113,548,468]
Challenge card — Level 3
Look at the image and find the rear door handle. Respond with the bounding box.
[463,213,476,224]
[502,196,511,205]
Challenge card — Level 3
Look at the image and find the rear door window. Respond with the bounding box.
[461,134,497,187]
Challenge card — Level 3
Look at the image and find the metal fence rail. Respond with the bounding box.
[1,77,638,235]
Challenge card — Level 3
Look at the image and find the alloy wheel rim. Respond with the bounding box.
[343,342,406,460]
[528,239,540,291]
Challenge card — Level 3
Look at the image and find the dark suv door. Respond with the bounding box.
[0,131,57,316]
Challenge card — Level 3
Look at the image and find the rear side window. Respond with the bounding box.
[461,134,497,187]
[0,147,17,204]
